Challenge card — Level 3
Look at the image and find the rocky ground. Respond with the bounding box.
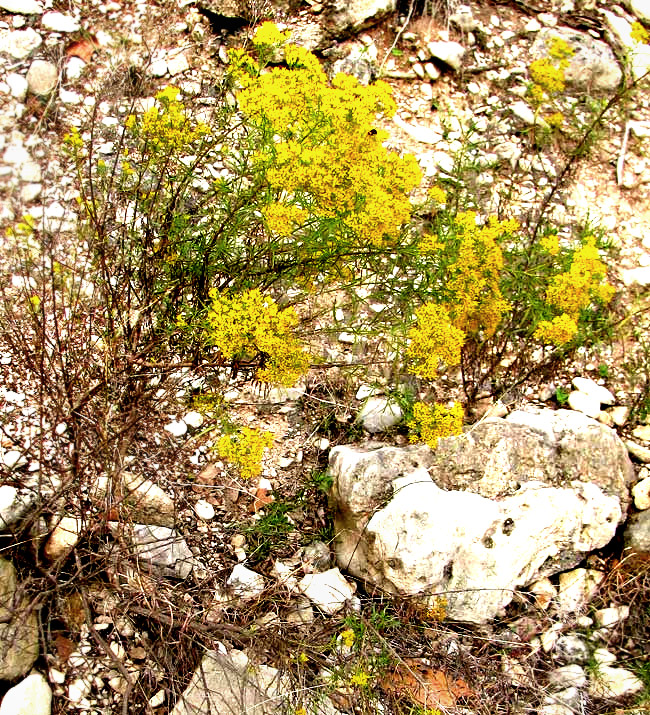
[0,0,650,714]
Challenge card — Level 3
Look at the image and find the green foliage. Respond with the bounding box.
[555,386,570,405]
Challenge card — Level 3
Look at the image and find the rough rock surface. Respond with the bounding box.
[329,408,632,622]
[172,648,340,715]
[0,671,52,715]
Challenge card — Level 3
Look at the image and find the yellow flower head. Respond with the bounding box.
[540,233,560,255]
[252,21,291,47]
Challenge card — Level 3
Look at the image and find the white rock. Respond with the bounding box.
[427,40,465,70]
[529,576,556,609]
[571,377,615,405]
[26,60,58,95]
[357,396,402,433]
[632,476,650,510]
[0,672,52,715]
[589,666,645,698]
[556,568,605,614]
[149,58,168,77]
[547,664,587,689]
[194,499,215,521]
[148,690,165,708]
[567,390,601,418]
[609,405,629,426]
[593,647,617,666]
[621,266,650,287]
[20,184,41,202]
[393,115,443,144]
[2,450,27,469]
[65,56,86,80]
[0,0,42,13]
[164,419,187,437]
[356,384,381,400]
[2,28,42,59]
[20,160,41,182]
[59,88,81,104]
[298,567,355,615]
[594,604,629,627]
[3,143,30,165]
[423,61,440,80]
[525,18,542,32]
[44,516,83,560]
[511,100,548,127]
[6,72,27,100]
[633,424,650,442]
[41,11,79,32]
[630,0,650,21]
[167,50,190,75]
[183,410,204,429]
[67,677,91,703]
[602,10,650,80]
[227,564,265,600]
[626,440,650,462]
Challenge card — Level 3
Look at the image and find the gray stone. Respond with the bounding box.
[331,51,375,85]
[26,60,58,96]
[301,541,331,573]
[427,40,465,70]
[531,28,622,93]
[0,559,17,623]
[0,607,39,680]
[41,11,79,32]
[92,472,176,528]
[393,115,443,144]
[356,396,402,433]
[0,28,42,60]
[544,686,582,711]
[298,568,355,615]
[329,408,631,623]
[124,524,198,579]
[624,508,650,554]
[554,633,590,664]
[325,0,396,35]
[548,664,587,689]
[0,0,42,13]
[450,6,478,32]
[0,671,52,715]
[227,564,265,600]
[172,648,340,715]
[0,486,36,531]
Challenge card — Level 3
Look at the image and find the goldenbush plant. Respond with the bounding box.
[4,20,620,474]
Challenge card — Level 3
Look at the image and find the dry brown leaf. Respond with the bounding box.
[66,36,98,63]
[382,658,473,709]
[250,487,273,513]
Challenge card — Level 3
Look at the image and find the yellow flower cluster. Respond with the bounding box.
[340,629,355,648]
[540,233,560,255]
[408,401,464,449]
[534,236,615,345]
[444,212,514,337]
[533,313,578,345]
[528,37,573,105]
[129,86,209,153]
[234,34,421,247]
[216,427,274,479]
[252,20,291,46]
[206,288,310,386]
[263,202,309,236]
[631,21,649,44]
[407,304,465,379]
[349,670,371,688]
[425,596,448,622]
